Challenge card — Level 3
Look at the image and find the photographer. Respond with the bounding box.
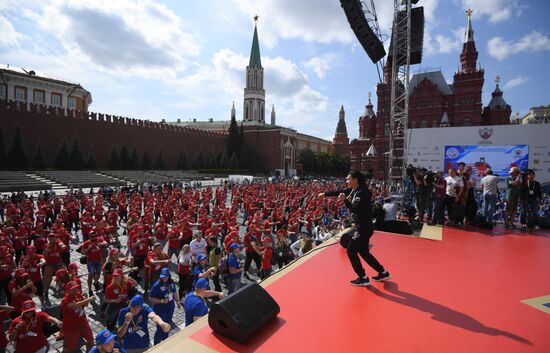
[521,170,542,231]
[504,167,521,229]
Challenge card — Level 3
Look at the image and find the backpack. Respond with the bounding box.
[217,255,229,276]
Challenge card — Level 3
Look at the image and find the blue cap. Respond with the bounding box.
[96,329,116,345]
[159,267,170,279]
[195,278,209,288]
[230,243,241,250]
[197,253,207,261]
[130,294,144,307]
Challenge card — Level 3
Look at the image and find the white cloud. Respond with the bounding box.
[503,75,528,89]
[0,16,25,47]
[460,0,522,23]
[302,53,341,79]
[230,0,354,48]
[424,26,464,55]
[27,0,201,78]
[488,31,550,60]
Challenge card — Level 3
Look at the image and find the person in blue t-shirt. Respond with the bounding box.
[226,243,243,294]
[191,253,216,291]
[89,328,127,353]
[183,278,224,326]
[117,295,171,353]
[148,268,181,344]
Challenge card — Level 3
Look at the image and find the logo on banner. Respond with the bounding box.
[478,128,493,140]
[446,147,460,159]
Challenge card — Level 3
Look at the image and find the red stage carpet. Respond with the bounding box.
[150,226,550,353]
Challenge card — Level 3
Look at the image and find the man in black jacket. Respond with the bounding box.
[319,171,390,286]
[521,170,542,230]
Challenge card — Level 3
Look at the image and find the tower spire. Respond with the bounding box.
[464,8,474,42]
[271,104,276,125]
[249,16,262,67]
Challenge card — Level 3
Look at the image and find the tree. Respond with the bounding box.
[0,125,7,169]
[298,149,317,175]
[107,146,120,170]
[129,146,139,170]
[69,139,85,169]
[119,145,131,170]
[54,140,70,170]
[228,151,239,169]
[192,150,204,169]
[177,150,188,170]
[141,149,151,170]
[86,149,98,170]
[154,149,166,170]
[7,126,29,169]
[218,150,228,169]
[237,123,245,157]
[206,150,218,169]
[31,142,47,169]
[226,115,239,157]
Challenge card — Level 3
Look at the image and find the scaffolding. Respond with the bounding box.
[388,0,412,183]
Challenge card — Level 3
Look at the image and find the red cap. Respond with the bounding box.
[55,268,68,281]
[47,233,56,238]
[15,268,28,277]
[68,262,80,271]
[21,300,36,313]
[26,245,36,252]
[113,268,124,277]
[109,248,119,255]
[66,281,80,291]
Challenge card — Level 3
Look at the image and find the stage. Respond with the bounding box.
[149,226,550,353]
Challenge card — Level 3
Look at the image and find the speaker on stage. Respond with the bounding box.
[338,228,355,249]
[208,282,280,343]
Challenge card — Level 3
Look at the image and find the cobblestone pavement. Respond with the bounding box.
[4,189,262,352]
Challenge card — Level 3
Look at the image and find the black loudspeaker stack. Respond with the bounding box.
[340,0,386,63]
[208,282,280,343]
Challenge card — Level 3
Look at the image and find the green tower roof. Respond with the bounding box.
[336,118,348,135]
[249,24,262,67]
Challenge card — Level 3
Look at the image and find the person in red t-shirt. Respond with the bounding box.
[81,233,108,296]
[61,282,95,352]
[253,237,274,279]
[19,245,45,307]
[243,228,261,280]
[104,268,129,331]
[8,300,62,353]
[42,234,66,303]
[144,244,170,294]
[0,246,16,305]
[9,268,36,319]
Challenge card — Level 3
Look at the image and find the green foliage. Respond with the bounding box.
[177,150,188,170]
[226,115,239,157]
[140,149,151,170]
[154,149,166,170]
[297,149,350,177]
[0,125,6,169]
[54,140,70,170]
[7,126,29,169]
[86,149,98,170]
[107,146,120,170]
[119,145,131,170]
[69,138,85,169]
[239,143,264,172]
[129,146,139,170]
[192,150,204,169]
[31,142,47,169]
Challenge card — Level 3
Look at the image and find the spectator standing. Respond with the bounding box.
[148,268,180,344]
[504,167,521,229]
[480,169,499,222]
[521,170,542,231]
[444,169,464,226]
[183,278,224,327]
[226,243,243,294]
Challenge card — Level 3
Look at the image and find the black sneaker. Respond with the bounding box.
[350,277,371,287]
[372,271,391,282]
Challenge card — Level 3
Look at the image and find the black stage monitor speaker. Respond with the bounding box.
[208,282,280,343]
[340,0,386,63]
[388,6,425,66]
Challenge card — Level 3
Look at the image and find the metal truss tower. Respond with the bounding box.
[388,0,412,183]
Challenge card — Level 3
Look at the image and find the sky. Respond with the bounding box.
[1,0,549,141]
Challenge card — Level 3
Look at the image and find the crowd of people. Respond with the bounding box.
[0,167,547,352]
[404,163,549,230]
[0,179,353,353]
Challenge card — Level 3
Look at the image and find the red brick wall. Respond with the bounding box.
[0,101,226,169]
